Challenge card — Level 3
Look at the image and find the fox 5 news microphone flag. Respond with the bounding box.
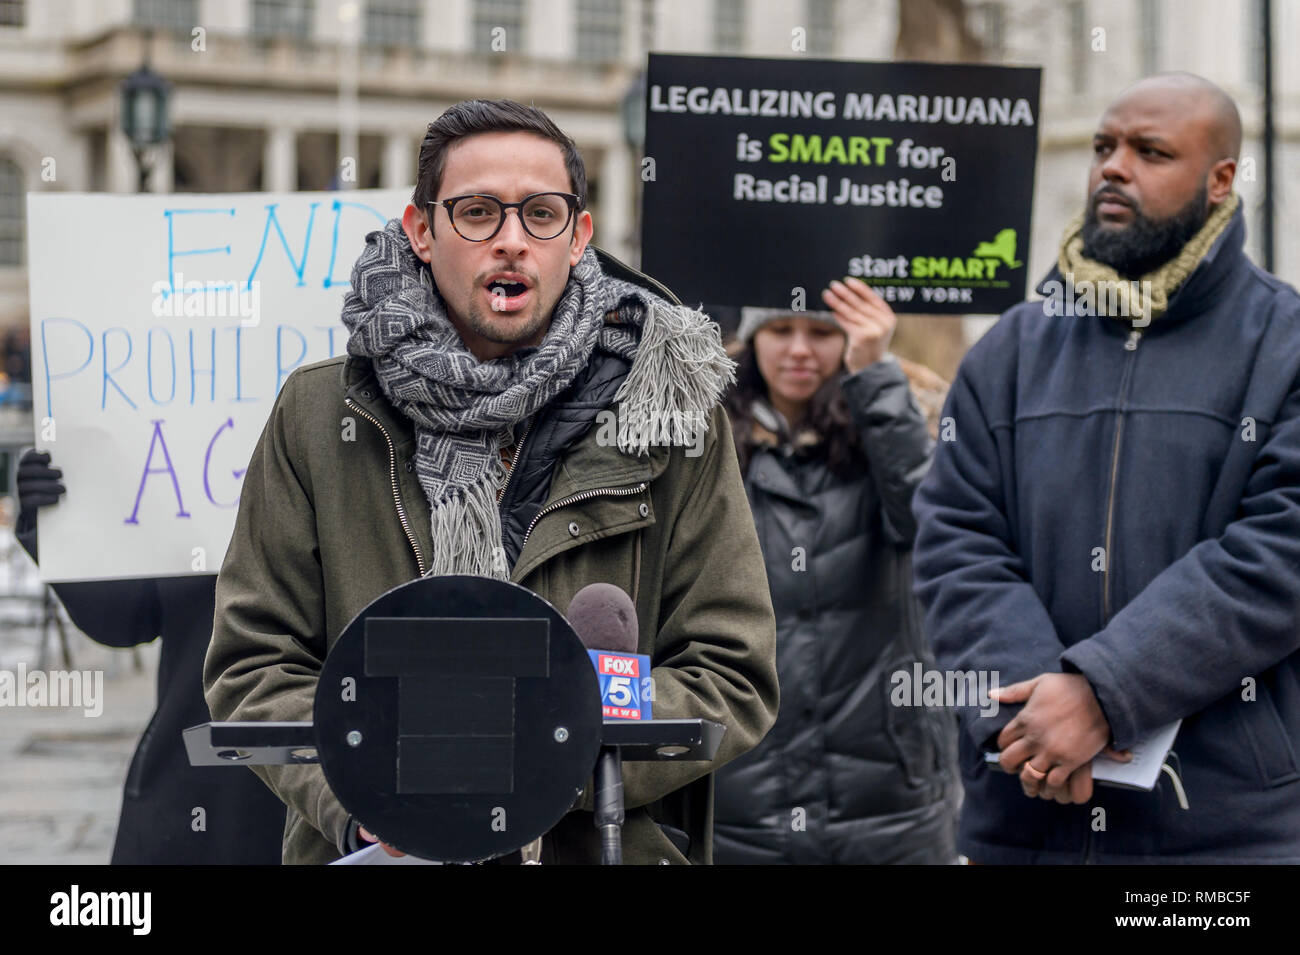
[588,649,654,720]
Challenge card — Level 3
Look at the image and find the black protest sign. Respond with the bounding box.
[640,54,1042,315]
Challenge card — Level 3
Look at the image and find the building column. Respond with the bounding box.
[427,0,470,50]
[106,127,172,193]
[106,125,138,193]
[528,0,572,59]
[149,140,174,193]
[599,141,634,263]
[264,125,297,193]
[381,131,414,189]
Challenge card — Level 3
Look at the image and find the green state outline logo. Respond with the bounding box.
[877,228,1023,286]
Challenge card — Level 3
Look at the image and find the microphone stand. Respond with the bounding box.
[593,746,624,865]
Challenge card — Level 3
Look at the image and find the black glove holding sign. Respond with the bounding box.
[16,448,66,538]
[15,446,160,648]
[15,447,165,651]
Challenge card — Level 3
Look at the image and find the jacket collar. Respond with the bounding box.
[1034,202,1247,329]
[751,399,824,454]
[342,351,377,401]
[747,449,809,505]
[341,353,415,452]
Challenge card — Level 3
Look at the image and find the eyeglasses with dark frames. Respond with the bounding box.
[428,192,581,242]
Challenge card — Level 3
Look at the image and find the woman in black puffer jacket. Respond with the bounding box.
[713,278,959,864]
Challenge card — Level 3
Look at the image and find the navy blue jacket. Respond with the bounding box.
[912,206,1300,862]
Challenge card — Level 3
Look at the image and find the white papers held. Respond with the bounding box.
[1091,720,1182,791]
[330,843,442,865]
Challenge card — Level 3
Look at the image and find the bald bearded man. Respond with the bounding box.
[913,73,1300,863]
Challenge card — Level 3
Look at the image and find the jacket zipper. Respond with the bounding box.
[520,482,650,551]
[1086,326,1142,863]
[1101,327,1143,624]
[344,397,427,577]
[497,416,535,508]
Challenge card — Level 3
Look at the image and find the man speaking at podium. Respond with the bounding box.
[203,100,778,865]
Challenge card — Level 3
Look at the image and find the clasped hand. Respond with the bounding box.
[992,673,1130,804]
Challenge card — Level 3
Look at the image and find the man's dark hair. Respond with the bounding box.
[412,99,588,217]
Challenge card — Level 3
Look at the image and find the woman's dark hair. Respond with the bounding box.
[724,343,865,480]
[412,99,588,215]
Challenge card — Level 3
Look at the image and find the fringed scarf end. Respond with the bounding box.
[613,300,736,457]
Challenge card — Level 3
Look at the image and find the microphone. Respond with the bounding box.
[566,583,650,865]
[566,583,652,721]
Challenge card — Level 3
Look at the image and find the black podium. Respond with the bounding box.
[186,575,724,863]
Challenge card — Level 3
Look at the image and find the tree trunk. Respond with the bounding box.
[889,0,983,383]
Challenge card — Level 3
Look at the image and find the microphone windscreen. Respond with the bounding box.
[566,583,639,654]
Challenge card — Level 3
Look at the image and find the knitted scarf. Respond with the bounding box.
[1056,192,1239,323]
[341,218,734,578]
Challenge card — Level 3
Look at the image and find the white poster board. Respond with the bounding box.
[26,189,411,581]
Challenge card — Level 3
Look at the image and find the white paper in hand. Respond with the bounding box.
[1091,719,1182,791]
[330,843,442,865]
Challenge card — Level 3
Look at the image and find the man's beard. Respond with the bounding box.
[1080,184,1209,279]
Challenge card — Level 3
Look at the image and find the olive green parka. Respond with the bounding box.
[203,258,779,865]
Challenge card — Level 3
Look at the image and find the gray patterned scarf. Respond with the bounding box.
[341,218,734,578]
